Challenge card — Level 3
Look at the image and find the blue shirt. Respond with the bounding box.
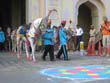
[59,27,68,45]
[43,28,54,45]
[19,27,26,34]
[27,25,30,30]
[0,31,5,43]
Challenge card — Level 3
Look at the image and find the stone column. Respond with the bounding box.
[26,0,32,23]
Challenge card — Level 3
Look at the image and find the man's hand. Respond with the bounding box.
[108,26,110,31]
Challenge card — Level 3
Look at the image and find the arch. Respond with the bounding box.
[73,0,106,31]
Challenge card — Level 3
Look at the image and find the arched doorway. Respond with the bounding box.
[78,3,92,48]
[73,0,105,48]
[78,1,98,48]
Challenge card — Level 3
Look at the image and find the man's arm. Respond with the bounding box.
[80,28,84,35]
[102,22,110,31]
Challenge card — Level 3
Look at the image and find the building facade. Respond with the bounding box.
[0,0,110,45]
[26,0,110,45]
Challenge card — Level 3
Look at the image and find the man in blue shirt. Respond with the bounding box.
[56,20,69,60]
[42,19,54,61]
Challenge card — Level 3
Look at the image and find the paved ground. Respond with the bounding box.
[0,51,110,83]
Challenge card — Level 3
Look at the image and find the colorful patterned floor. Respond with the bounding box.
[41,65,110,79]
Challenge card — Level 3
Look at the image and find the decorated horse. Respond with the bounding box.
[16,10,57,63]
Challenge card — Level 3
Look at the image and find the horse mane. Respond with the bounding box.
[28,18,43,37]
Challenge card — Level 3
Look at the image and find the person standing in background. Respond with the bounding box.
[67,20,73,51]
[75,25,84,51]
[89,25,97,45]
[52,25,58,50]
[0,26,5,52]
[101,16,110,56]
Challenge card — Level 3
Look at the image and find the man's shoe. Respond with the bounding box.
[64,59,70,61]
[50,59,55,61]
[56,57,63,60]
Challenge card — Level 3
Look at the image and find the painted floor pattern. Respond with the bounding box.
[41,65,110,79]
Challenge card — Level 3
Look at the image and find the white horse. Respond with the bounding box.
[16,10,56,63]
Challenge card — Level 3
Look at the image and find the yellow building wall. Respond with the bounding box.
[26,0,110,24]
[26,0,45,23]
[108,0,110,21]
[59,0,75,28]
[31,0,45,21]
[31,0,40,20]
[39,0,45,17]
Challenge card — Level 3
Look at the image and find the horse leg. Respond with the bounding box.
[25,43,30,60]
[29,38,36,63]
[17,37,21,60]
[27,38,33,61]
[24,37,30,60]
[12,40,15,53]
[13,40,17,54]
[19,40,22,55]
[32,40,37,63]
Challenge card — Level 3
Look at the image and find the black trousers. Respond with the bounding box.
[0,42,4,51]
[43,45,54,61]
[57,45,68,60]
[76,36,82,50]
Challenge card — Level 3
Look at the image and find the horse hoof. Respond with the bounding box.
[29,57,32,61]
[33,60,36,63]
[17,56,20,60]
[26,56,30,60]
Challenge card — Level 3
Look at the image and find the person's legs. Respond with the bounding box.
[0,43,4,51]
[67,37,72,51]
[0,43,2,51]
[89,37,95,48]
[107,35,110,56]
[49,45,54,61]
[42,45,48,60]
[62,45,68,60]
[56,46,63,59]
[77,36,82,51]
[102,35,107,56]
[76,36,79,50]
[72,36,76,51]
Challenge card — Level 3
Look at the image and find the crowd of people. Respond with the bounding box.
[0,16,110,61]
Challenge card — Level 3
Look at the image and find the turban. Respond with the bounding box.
[61,20,66,25]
